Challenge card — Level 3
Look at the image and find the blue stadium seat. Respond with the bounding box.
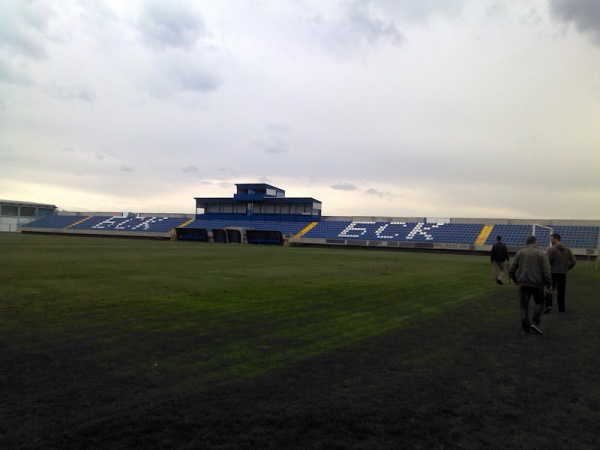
[70,216,189,232]
[304,221,484,244]
[485,225,599,248]
[22,216,600,249]
[24,215,88,228]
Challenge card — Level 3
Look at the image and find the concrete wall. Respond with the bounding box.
[20,228,172,239]
[0,217,36,232]
[288,237,597,258]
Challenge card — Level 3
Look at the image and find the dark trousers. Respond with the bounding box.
[545,273,567,312]
[520,286,544,332]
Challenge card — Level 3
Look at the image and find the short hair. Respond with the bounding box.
[551,233,561,240]
[496,235,502,241]
[526,235,537,245]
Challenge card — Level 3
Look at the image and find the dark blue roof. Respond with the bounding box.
[235,183,282,191]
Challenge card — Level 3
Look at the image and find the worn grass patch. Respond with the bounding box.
[1,233,600,449]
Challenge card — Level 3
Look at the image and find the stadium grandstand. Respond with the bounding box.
[0,200,56,232]
[17,183,600,259]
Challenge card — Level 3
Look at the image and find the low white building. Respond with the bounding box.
[0,200,56,232]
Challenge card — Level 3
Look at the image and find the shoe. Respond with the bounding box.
[544,307,552,314]
[522,329,531,335]
[496,279,502,285]
[529,324,544,335]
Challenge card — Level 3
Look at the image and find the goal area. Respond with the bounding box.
[532,224,553,250]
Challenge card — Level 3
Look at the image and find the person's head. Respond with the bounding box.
[526,235,537,245]
[550,233,561,245]
[496,235,502,242]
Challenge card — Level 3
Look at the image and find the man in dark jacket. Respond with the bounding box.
[509,235,552,335]
[545,233,577,313]
[490,235,509,285]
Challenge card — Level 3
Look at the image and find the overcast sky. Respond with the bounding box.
[1,0,599,219]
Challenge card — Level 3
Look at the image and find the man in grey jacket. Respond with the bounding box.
[545,233,577,313]
[509,235,553,335]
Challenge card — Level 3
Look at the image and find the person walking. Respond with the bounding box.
[509,235,552,335]
[490,235,509,285]
[545,233,576,313]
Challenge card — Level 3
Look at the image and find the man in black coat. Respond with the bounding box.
[490,235,509,285]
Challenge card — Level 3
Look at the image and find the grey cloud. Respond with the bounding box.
[254,123,292,154]
[549,0,600,45]
[365,188,395,199]
[0,1,54,59]
[265,145,288,155]
[0,2,62,88]
[304,2,405,58]
[78,0,118,24]
[174,66,219,92]
[253,139,289,155]
[216,181,235,190]
[520,8,543,26]
[138,0,206,49]
[265,123,291,135]
[134,1,227,96]
[0,59,32,85]
[144,58,221,97]
[0,31,46,59]
[384,0,464,23]
[48,85,96,103]
[346,2,405,46]
[332,183,359,191]
[0,147,18,166]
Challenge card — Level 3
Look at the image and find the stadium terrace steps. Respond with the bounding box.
[295,222,319,238]
[475,225,494,245]
[66,216,92,229]
[178,218,195,228]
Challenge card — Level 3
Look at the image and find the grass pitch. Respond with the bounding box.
[1,233,600,449]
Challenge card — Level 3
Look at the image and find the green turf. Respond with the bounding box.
[1,233,599,449]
